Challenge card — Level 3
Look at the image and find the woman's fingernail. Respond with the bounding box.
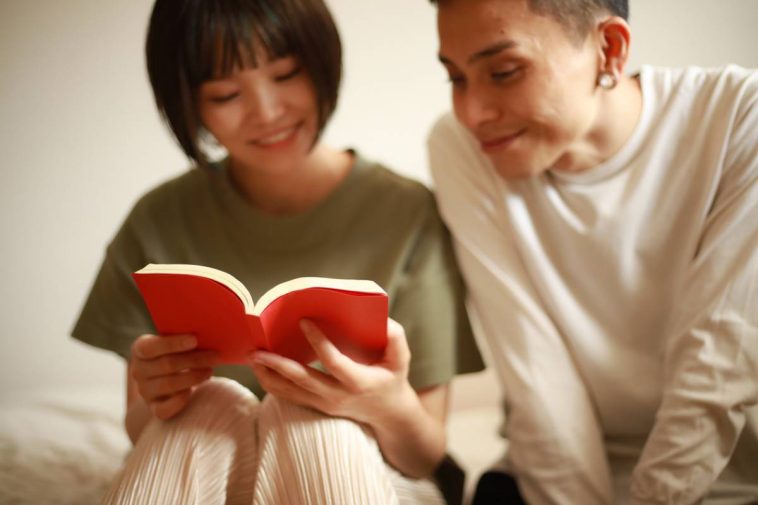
[249,351,274,366]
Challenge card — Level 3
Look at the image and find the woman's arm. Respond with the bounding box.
[370,383,449,478]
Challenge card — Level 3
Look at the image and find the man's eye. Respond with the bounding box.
[209,92,239,104]
[275,66,302,82]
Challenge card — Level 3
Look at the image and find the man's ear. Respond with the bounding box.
[595,16,632,80]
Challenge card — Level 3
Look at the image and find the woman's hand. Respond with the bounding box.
[250,318,449,477]
[129,334,219,420]
[248,318,415,426]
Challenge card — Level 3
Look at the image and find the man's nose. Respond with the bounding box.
[456,88,500,130]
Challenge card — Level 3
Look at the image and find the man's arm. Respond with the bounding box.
[629,89,758,504]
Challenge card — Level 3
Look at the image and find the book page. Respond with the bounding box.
[135,264,254,310]
[254,277,386,316]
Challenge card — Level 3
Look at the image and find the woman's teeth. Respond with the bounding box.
[257,127,296,145]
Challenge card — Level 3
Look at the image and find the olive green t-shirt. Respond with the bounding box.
[72,154,483,397]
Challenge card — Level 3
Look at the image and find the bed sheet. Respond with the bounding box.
[0,388,129,505]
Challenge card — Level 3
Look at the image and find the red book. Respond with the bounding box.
[132,264,389,365]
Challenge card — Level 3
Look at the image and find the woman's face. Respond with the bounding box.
[437,0,604,179]
[198,53,319,175]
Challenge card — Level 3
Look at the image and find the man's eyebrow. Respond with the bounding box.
[438,40,518,66]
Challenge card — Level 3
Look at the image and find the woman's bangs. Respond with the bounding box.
[190,1,294,83]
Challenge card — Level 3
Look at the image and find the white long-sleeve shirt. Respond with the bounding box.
[428,65,758,505]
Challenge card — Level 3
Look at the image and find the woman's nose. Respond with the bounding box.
[245,82,285,125]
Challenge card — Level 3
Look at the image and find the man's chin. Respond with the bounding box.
[491,159,541,181]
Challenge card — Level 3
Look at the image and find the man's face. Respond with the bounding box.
[437,0,603,179]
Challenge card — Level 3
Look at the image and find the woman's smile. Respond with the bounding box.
[248,121,303,149]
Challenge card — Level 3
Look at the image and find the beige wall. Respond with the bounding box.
[1,0,757,401]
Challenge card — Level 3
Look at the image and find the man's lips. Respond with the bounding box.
[478,128,526,152]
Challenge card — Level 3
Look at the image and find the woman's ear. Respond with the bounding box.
[595,16,632,84]
[198,127,228,162]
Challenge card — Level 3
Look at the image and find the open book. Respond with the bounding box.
[132,264,389,364]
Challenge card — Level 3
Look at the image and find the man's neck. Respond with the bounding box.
[553,74,643,174]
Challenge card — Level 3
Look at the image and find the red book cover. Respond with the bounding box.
[132,264,389,364]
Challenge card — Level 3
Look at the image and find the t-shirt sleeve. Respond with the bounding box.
[390,194,485,391]
[71,210,155,359]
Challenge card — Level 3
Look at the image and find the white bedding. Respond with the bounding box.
[0,389,130,505]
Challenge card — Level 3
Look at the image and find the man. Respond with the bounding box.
[426,0,758,503]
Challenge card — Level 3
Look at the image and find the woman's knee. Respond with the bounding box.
[153,377,259,435]
[258,395,380,456]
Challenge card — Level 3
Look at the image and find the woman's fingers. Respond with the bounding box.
[131,349,219,381]
[299,319,366,389]
[130,333,218,389]
[251,351,336,393]
[246,318,414,423]
[251,363,326,411]
[129,334,219,419]
[138,368,213,403]
[381,318,411,372]
[299,318,411,388]
[132,333,197,360]
[150,389,193,420]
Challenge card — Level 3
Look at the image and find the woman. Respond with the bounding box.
[72,0,483,503]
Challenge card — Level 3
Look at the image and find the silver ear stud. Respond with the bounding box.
[598,72,618,90]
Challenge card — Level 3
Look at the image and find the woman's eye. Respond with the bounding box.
[447,74,465,86]
[275,65,302,82]
[491,68,519,82]
[209,92,239,104]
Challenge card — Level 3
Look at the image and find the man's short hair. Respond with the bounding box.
[430,0,629,40]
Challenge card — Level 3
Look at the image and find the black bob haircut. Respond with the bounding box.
[429,0,629,39]
[146,0,342,166]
